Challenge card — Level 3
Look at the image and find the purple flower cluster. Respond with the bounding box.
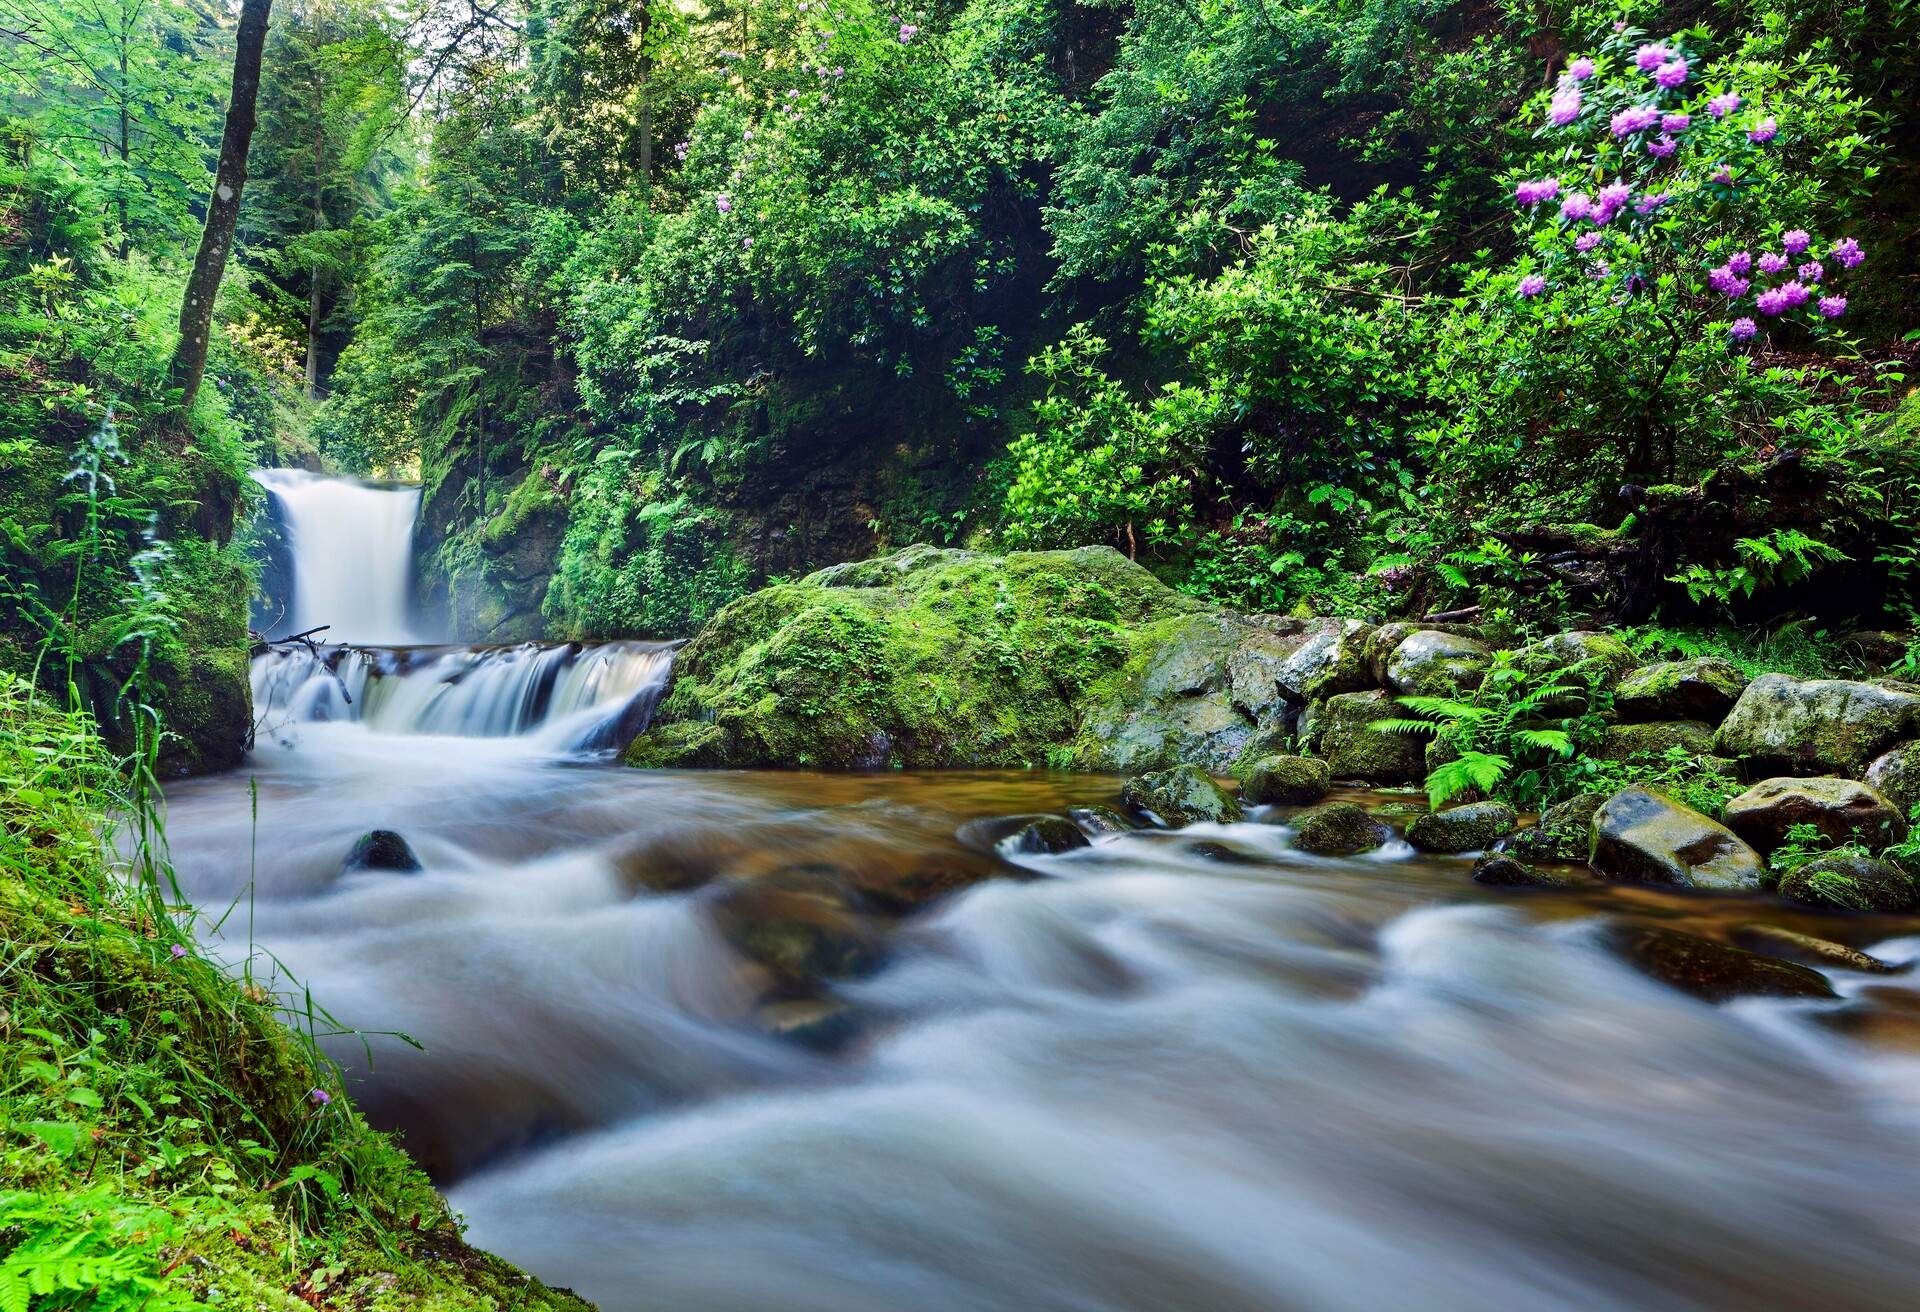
[1757,252,1788,274]
[1568,57,1595,81]
[898,22,918,41]
[1748,117,1777,143]
[1708,92,1741,118]
[1655,58,1688,89]
[1661,112,1690,133]
[1647,135,1677,158]
[1517,274,1546,298]
[1549,88,1582,126]
[1574,231,1602,253]
[1729,317,1758,341]
[1798,260,1823,283]
[1708,264,1749,297]
[1610,106,1660,136]
[1832,237,1865,268]
[1781,229,1810,255]
[1635,191,1670,215]
[1635,43,1672,71]
[1755,281,1811,315]
[1515,177,1560,206]
[1819,296,1847,319]
[715,193,733,213]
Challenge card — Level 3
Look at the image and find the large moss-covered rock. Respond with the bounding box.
[1305,690,1425,783]
[1292,802,1390,856]
[1503,792,1608,863]
[629,545,1227,769]
[1472,853,1597,888]
[1722,777,1908,854]
[1121,764,1240,828]
[1241,754,1330,805]
[1716,674,1920,777]
[1407,801,1516,853]
[1589,787,1766,892]
[1594,720,1718,762]
[1273,618,1376,703]
[1386,630,1492,698]
[1615,658,1748,724]
[1603,924,1835,1001]
[1777,855,1920,914]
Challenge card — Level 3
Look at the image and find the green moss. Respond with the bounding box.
[630,544,1211,769]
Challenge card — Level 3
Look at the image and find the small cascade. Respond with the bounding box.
[251,640,677,752]
[250,468,425,644]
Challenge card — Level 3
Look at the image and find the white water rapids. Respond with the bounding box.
[156,471,1920,1311]
[252,468,423,644]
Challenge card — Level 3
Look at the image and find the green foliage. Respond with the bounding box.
[1373,653,1610,808]
[1667,527,1849,611]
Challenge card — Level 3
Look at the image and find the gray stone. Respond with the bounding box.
[1068,805,1134,838]
[1865,742,1920,819]
[1471,854,1597,888]
[1615,658,1748,724]
[1275,619,1376,704]
[1407,801,1517,853]
[344,829,421,873]
[1121,765,1240,829]
[1003,816,1092,855]
[1722,776,1908,854]
[1589,788,1766,892]
[1716,675,1920,777]
[1594,720,1718,763]
[1386,630,1493,699]
[1513,631,1639,686]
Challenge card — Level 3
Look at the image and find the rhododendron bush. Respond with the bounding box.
[1421,23,1883,525]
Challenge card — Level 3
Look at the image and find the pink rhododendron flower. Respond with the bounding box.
[1781,229,1811,254]
[1729,317,1758,341]
[1647,134,1677,158]
[1517,274,1547,297]
[1748,117,1777,142]
[1549,89,1582,126]
[1757,252,1788,274]
[1797,260,1823,283]
[1660,112,1690,133]
[1515,178,1561,206]
[1560,192,1594,221]
[1574,231,1602,252]
[1708,93,1741,118]
[1635,43,1672,71]
[1726,251,1752,275]
[1832,237,1864,268]
[1819,296,1847,318]
[1654,59,1688,88]
[715,193,732,213]
[1610,106,1659,136]
[1568,56,1595,81]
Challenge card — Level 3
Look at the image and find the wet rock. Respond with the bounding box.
[1513,631,1639,687]
[1594,720,1718,763]
[753,997,859,1049]
[1002,815,1092,856]
[1589,788,1766,892]
[1292,802,1390,857]
[1241,755,1331,806]
[1722,777,1908,854]
[1306,690,1425,784]
[1183,840,1263,865]
[1614,659,1748,724]
[343,829,421,873]
[1603,924,1836,1002]
[1067,805,1134,838]
[1502,792,1608,863]
[708,868,881,988]
[1275,618,1376,703]
[1120,765,1239,829]
[1838,629,1909,672]
[1715,674,1920,777]
[1777,855,1920,914]
[1865,742,1920,818]
[1730,924,1905,974]
[1386,630,1492,699]
[1471,854,1596,888]
[1407,801,1517,854]
[1231,725,1297,770]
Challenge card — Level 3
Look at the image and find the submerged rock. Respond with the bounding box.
[1067,805,1134,838]
[1002,815,1092,856]
[1730,924,1905,974]
[1776,855,1919,914]
[1471,853,1596,888]
[1121,765,1239,828]
[1715,674,1920,777]
[1306,690,1425,784]
[708,867,880,988]
[1614,658,1747,724]
[343,829,422,873]
[1589,788,1766,892]
[753,997,859,1049]
[1183,840,1263,865]
[1722,776,1908,854]
[1603,924,1836,1002]
[1241,754,1330,806]
[1292,802,1390,856]
[1407,801,1517,853]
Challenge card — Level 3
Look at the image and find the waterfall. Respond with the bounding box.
[251,468,425,644]
[248,468,675,754]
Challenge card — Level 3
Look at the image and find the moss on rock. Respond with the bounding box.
[1120,764,1239,828]
[1241,754,1331,805]
[1292,801,1390,856]
[1407,801,1516,853]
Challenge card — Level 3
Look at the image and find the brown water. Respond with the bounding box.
[163,719,1920,1312]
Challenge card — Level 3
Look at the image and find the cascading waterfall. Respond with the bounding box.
[248,470,674,753]
[251,468,425,644]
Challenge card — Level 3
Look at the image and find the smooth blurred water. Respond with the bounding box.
[251,469,424,644]
[163,711,1920,1312]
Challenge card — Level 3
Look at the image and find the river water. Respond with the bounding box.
[160,474,1920,1311]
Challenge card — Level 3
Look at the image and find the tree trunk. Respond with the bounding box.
[306,75,325,399]
[636,2,654,194]
[169,0,273,414]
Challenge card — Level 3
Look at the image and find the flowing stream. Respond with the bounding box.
[162,472,1920,1312]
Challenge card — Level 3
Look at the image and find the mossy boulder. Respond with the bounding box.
[1385,630,1492,698]
[1514,630,1639,687]
[1003,815,1092,855]
[1471,853,1597,888]
[1777,855,1919,914]
[1594,720,1718,763]
[1292,802,1390,856]
[1241,754,1331,805]
[1068,805,1134,837]
[1275,617,1376,702]
[1722,776,1908,854]
[1614,658,1748,724]
[1121,764,1239,828]
[1407,801,1517,853]
[1865,742,1920,818]
[1716,674,1920,777]
[1589,787,1766,892]
[1603,924,1836,1002]
[1305,690,1425,784]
